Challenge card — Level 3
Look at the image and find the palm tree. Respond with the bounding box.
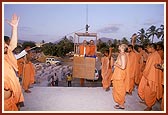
[121,37,129,44]
[146,25,158,43]
[137,28,148,44]
[107,40,112,46]
[156,25,164,41]
[97,39,102,51]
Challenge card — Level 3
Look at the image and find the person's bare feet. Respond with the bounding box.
[144,107,152,111]
[114,105,125,109]
[25,90,31,93]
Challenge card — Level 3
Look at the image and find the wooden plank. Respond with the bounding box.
[73,56,95,80]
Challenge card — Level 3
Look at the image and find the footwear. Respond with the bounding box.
[105,87,110,91]
[144,107,152,111]
[128,92,132,95]
[114,105,125,109]
[25,90,31,93]
[126,92,132,95]
[139,100,146,105]
[29,86,33,88]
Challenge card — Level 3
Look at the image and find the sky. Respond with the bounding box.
[3,2,165,43]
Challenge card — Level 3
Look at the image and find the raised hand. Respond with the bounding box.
[131,33,137,46]
[109,47,113,51]
[5,14,20,28]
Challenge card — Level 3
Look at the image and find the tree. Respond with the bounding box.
[107,40,112,46]
[121,37,129,45]
[137,28,148,44]
[42,42,55,56]
[111,39,119,53]
[146,25,158,43]
[156,25,164,41]
[96,40,108,52]
[56,36,74,57]
[22,41,36,50]
[97,39,103,51]
[42,40,45,44]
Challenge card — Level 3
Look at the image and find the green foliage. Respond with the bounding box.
[134,24,164,44]
[121,37,129,45]
[41,37,74,57]
[22,41,36,49]
[96,38,120,53]
[36,24,164,56]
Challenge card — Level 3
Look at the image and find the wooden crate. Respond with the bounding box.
[73,56,95,80]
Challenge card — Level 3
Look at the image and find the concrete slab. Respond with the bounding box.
[20,86,162,112]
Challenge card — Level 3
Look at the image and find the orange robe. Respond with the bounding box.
[161,82,164,111]
[134,50,147,85]
[4,48,24,111]
[22,61,35,90]
[125,51,137,93]
[157,50,164,111]
[138,51,163,108]
[79,45,89,56]
[88,45,96,56]
[161,93,164,111]
[17,58,24,78]
[157,50,164,61]
[79,45,89,86]
[101,56,113,89]
[112,54,127,106]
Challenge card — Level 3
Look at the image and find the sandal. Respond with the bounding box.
[144,107,152,111]
[114,105,125,109]
[139,100,146,105]
[25,90,31,93]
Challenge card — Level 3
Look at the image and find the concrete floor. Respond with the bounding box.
[20,86,163,113]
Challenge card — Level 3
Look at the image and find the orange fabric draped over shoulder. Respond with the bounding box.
[88,45,96,56]
[157,50,164,61]
[112,66,126,105]
[22,62,35,90]
[4,49,24,111]
[79,45,89,56]
[134,52,143,85]
[17,58,24,78]
[101,57,113,89]
[125,52,137,93]
[112,53,127,106]
[138,51,163,108]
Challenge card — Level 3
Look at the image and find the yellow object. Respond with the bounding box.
[67,75,72,81]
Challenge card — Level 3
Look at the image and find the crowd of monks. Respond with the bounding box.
[3,14,164,111]
[4,14,36,111]
[101,36,164,111]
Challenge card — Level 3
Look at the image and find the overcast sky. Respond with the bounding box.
[3,2,165,43]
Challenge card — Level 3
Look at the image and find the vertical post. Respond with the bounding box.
[95,34,97,54]
[74,33,76,54]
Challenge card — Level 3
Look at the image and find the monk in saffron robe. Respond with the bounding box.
[4,14,24,111]
[17,57,24,79]
[154,62,164,111]
[156,43,164,61]
[138,43,163,111]
[112,44,127,109]
[79,40,89,86]
[101,47,114,91]
[135,45,148,85]
[79,40,89,56]
[22,46,36,93]
[125,45,137,94]
[87,40,96,58]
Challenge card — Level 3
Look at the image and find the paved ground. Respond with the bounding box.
[20,80,162,112]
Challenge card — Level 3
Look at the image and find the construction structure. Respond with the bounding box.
[72,32,98,80]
